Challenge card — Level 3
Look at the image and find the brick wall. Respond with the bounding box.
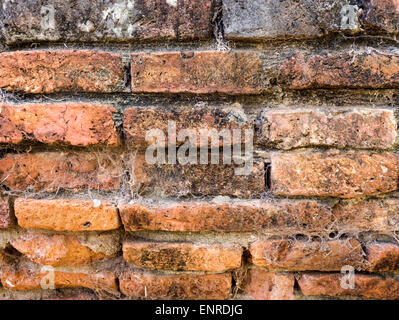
[1,0,399,300]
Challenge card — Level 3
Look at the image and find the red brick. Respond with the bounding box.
[14,199,121,231]
[123,107,252,148]
[242,268,295,300]
[11,231,119,267]
[131,51,266,94]
[0,103,120,147]
[257,108,397,150]
[0,198,10,229]
[278,51,399,89]
[129,153,264,198]
[298,273,399,299]
[362,0,399,33]
[119,270,232,300]
[0,151,122,192]
[123,241,242,272]
[0,50,124,94]
[365,242,399,272]
[271,151,399,198]
[249,239,364,271]
[119,199,334,233]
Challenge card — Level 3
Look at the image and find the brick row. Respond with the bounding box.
[2,105,396,150]
[2,0,399,44]
[1,49,399,94]
[9,198,399,234]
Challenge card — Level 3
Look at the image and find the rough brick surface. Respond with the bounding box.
[123,106,252,148]
[298,273,399,299]
[257,109,397,150]
[365,242,399,272]
[332,199,399,232]
[278,51,399,89]
[1,264,117,292]
[0,198,10,229]
[271,151,399,198]
[123,241,242,272]
[250,239,364,271]
[223,0,359,40]
[14,199,121,231]
[0,103,120,146]
[0,151,122,192]
[130,153,264,198]
[11,232,117,267]
[1,0,214,43]
[242,268,295,300]
[119,199,335,233]
[131,51,268,94]
[361,0,399,33]
[0,50,124,93]
[119,270,232,300]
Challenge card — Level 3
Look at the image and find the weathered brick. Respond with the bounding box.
[123,241,242,272]
[11,231,120,267]
[1,0,214,44]
[257,109,397,150]
[120,199,334,233]
[242,268,295,300]
[119,270,232,300]
[298,273,399,299]
[271,151,399,198]
[0,50,124,94]
[129,153,264,198]
[361,0,399,33]
[333,199,399,232]
[249,239,364,271]
[131,51,268,94]
[1,263,117,293]
[0,198,10,229]
[365,242,399,272]
[223,0,360,40]
[123,107,252,148]
[14,199,121,231]
[278,51,399,89]
[0,103,120,147]
[0,288,98,300]
[0,151,122,192]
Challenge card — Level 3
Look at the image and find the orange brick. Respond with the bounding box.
[249,239,364,271]
[0,198,10,229]
[131,51,266,94]
[123,241,242,272]
[242,268,295,300]
[278,51,399,89]
[119,270,232,300]
[14,199,121,231]
[119,199,334,233]
[257,108,397,150]
[1,264,117,293]
[0,103,120,146]
[298,273,399,299]
[365,242,399,272]
[0,151,122,192]
[0,50,124,93]
[271,151,399,198]
[11,232,118,267]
